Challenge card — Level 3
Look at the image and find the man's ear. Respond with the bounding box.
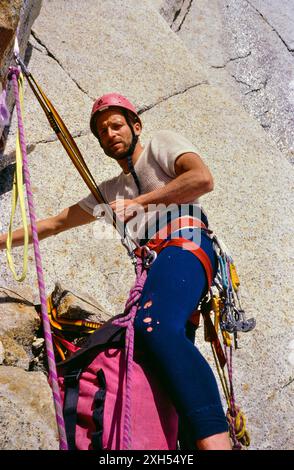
[133,121,142,136]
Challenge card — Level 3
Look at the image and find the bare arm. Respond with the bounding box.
[110,151,214,222]
[136,152,214,209]
[0,203,96,250]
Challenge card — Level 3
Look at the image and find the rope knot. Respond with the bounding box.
[8,66,20,80]
[226,405,250,449]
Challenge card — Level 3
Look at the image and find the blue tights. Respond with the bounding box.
[134,230,228,441]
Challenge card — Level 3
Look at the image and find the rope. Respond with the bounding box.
[224,345,243,450]
[211,291,251,450]
[226,405,250,448]
[112,257,147,450]
[8,67,68,450]
[5,72,29,281]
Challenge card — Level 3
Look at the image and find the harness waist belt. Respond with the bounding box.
[137,216,214,288]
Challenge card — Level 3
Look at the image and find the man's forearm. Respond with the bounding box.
[0,219,56,250]
[135,169,213,210]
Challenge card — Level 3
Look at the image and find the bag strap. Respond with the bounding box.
[91,369,107,450]
[63,368,82,450]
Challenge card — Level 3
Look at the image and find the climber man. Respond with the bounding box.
[0,93,231,450]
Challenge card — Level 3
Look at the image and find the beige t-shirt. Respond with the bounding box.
[78,130,205,244]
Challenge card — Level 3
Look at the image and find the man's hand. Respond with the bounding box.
[109,198,142,223]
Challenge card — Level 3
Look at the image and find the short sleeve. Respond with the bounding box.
[77,179,119,220]
[78,192,99,216]
[150,130,201,177]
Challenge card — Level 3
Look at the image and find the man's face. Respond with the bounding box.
[95,109,134,160]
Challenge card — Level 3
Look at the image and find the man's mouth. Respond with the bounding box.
[110,141,121,148]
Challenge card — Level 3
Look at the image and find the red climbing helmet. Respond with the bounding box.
[90,92,142,138]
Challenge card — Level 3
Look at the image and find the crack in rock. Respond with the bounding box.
[2,129,91,159]
[231,74,252,88]
[170,0,194,33]
[256,109,269,118]
[281,377,294,389]
[138,81,208,114]
[246,0,294,53]
[29,128,91,148]
[30,30,95,100]
[170,0,185,26]
[211,51,252,69]
[28,40,44,54]
[244,77,268,95]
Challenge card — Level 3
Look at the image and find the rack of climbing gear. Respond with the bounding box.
[47,294,102,361]
[196,235,255,450]
[213,236,256,345]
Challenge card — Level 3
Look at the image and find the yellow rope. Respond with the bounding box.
[211,297,251,448]
[211,344,230,405]
[6,73,29,281]
[226,406,251,447]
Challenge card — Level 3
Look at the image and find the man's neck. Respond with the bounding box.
[119,142,144,174]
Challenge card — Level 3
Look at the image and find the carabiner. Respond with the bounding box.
[142,245,157,268]
[218,255,229,290]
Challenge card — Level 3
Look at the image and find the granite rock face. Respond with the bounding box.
[0,0,22,72]
[0,287,40,369]
[0,0,293,450]
[0,366,58,450]
[51,281,112,322]
[158,0,294,163]
[0,0,42,154]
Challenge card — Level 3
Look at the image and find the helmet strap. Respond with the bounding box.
[96,110,142,195]
[120,112,142,195]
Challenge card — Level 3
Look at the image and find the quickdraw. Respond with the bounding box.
[213,236,256,337]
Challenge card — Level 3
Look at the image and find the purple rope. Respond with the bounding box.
[224,345,241,449]
[9,67,68,450]
[113,257,147,450]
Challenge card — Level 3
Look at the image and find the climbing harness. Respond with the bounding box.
[112,215,217,450]
[7,64,68,450]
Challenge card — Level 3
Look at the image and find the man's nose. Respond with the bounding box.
[107,127,116,139]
